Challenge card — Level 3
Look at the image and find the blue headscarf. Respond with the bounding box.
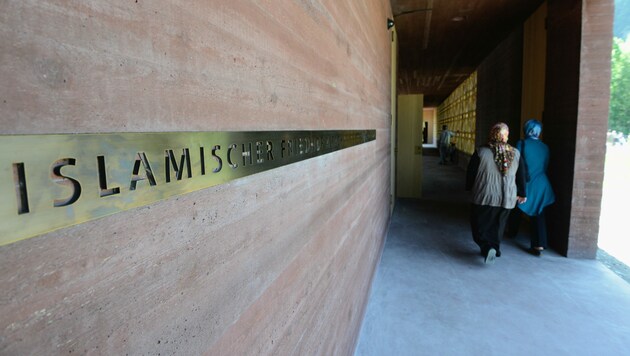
[523,119,542,139]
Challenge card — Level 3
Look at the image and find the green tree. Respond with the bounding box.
[609,37,630,134]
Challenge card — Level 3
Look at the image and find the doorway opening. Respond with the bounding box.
[422,108,437,148]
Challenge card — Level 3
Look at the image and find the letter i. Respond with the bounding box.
[13,163,30,214]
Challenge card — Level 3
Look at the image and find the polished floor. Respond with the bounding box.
[355,155,630,356]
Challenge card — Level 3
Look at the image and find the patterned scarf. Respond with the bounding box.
[487,122,515,176]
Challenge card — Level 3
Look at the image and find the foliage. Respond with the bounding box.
[609,37,630,134]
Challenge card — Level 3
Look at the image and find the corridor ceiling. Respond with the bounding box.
[390,0,544,106]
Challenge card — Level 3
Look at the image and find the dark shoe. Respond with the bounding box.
[496,250,502,257]
[528,247,542,256]
[484,248,497,264]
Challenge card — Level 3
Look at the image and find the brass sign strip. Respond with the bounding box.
[0,130,376,246]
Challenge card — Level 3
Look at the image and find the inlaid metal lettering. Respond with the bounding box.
[0,130,375,246]
[51,158,82,207]
[12,163,29,215]
[97,156,121,198]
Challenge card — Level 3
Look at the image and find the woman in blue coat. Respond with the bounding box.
[507,119,555,255]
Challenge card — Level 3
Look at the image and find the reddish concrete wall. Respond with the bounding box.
[569,0,612,257]
[0,1,393,354]
[545,0,612,258]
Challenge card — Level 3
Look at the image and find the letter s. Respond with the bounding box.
[51,158,82,207]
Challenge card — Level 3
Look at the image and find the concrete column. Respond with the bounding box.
[544,0,613,258]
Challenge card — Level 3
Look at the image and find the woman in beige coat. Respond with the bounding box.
[466,123,527,264]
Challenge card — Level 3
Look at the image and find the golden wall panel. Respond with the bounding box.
[437,72,477,155]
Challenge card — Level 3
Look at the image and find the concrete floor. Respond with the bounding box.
[355,155,630,356]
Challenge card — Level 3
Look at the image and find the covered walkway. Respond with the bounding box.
[355,155,630,355]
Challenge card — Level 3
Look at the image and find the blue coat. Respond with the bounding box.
[516,138,555,216]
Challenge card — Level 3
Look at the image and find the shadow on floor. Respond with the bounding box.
[355,155,630,356]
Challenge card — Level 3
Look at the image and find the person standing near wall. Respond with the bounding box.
[438,125,455,164]
[506,119,555,256]
[466,122,527,264]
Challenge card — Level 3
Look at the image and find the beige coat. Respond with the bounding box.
[470,146,522,209]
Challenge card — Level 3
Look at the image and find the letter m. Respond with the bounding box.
[165,148,192,183]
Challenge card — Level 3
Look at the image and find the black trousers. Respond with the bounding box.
[470,204,510,254]
[507,208,548,249]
